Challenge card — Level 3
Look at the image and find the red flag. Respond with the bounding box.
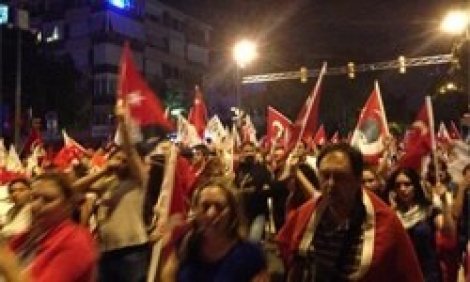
[312,124,326,146]
[22,118,43,156]
[52,131,86,170]
[330,131,340,144]
[436,122,451,144]
[267,106,293,149]
[295,63,327,144]
[118,43,173,130]
[449,121,462,140]
[350,81,389,164]
[188,85,208,138]
[399,98,433,170]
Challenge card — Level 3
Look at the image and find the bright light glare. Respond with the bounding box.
[233,40,258,68]
[441,11,469,34]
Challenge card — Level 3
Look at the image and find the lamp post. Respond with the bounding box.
[441,9,470,112]
[232,39,257,110]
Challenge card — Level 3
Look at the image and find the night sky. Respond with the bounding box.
[161,0,466,133]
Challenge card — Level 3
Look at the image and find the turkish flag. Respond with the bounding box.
[267,106,293,149]
[399,98,433,170]
[188,85,208,138]
[52,131,86,170]
[294,63,327,144]
[330,131,340,144]
[436,122,451,144]
[118,43,173,130]
[312,124,326,146]
[449,120,462,140]
[350,81,389,164]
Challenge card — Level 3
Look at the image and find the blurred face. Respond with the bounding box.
[192,150,205,166]
[362,170,380,192]
[295,143,306,156]
[156,140,172,156]
[240,144,256,164]
[30,179,69,222]
[394,173,415,207]
[272,148,285,162]
[195,186,231,237]
[318,151,360,212]
[9,182,31,206]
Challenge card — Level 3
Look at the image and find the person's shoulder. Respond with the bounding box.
[234,240,264,255]
[230,240,266,267]
[59,221,96,250]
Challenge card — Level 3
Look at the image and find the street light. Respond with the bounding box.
[441,9,470,133]
[232,39,257,109]
[440,10,468,35]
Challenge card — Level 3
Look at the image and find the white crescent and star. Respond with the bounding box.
[126,91,145,106]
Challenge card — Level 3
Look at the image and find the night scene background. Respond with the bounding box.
[0,0,468,143]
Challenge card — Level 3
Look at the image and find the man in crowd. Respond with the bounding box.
[235,141,272,242]
[277,143,423,281]
[73,104,150,282]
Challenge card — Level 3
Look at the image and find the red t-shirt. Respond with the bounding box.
[10,220,97,282]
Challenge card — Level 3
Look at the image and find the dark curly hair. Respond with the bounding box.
[385,167,431,207]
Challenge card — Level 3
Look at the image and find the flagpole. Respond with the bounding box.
[296,62,327,145]
[425,96,440,183]
[147,144,177,282]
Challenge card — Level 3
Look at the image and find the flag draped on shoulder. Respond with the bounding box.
[399,97,434,170]
[188,85,208,138]
[117,42,173,131]
[267,106,293,149]
[295,62,327,145]
[350,81,389,164]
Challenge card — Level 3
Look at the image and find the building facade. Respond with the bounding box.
[7,0,211,138]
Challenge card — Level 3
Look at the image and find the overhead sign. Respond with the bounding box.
[0,4,8,25]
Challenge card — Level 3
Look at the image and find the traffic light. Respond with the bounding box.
[347,62,355,79]
[300,66,308,83]
[398,55,406,74]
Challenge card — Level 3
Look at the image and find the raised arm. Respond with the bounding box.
[115,100,148,186]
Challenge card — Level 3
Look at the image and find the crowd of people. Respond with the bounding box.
[0,102,469,282]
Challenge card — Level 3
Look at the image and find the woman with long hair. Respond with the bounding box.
[161,177,268,282]
[386,167,454,282]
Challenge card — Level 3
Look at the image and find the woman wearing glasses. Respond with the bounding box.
[386,168,455,282]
